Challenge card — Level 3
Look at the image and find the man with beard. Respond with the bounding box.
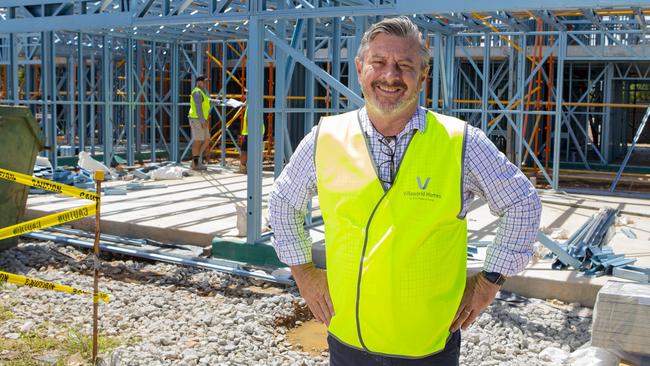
[269,17,541,365]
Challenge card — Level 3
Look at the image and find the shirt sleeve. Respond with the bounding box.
[192,91,206,123]
[269,126,319,266]
[463,126,542,276]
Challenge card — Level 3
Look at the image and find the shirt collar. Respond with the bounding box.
[359,106,427,139]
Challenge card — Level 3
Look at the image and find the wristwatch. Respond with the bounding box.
[480,271,506,286]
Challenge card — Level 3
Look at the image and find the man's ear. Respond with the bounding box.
[355,57,363,79]
[420,66,430,85]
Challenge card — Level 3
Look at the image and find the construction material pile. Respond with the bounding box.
[537,207,649,283]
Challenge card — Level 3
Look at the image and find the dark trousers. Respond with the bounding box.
[328,331,461,366]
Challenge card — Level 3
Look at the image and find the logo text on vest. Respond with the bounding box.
[417,176,430,190]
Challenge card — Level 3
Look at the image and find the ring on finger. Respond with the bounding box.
[463,309,471,314]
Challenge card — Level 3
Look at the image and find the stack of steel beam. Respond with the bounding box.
[538,207,650,283]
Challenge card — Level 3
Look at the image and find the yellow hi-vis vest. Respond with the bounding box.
[241,107,265,136]
[315,109,468,358]
[188,87,210,119]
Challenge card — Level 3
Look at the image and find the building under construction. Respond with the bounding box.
[1,2,650,364]
[1,1,649,242]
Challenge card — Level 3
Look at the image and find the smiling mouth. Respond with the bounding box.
[377,85,400,93]
[374,83,405,94]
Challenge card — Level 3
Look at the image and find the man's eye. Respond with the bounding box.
[399,64,413,69]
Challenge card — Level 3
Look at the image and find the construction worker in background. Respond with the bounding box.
[239,105,265,174]
[269,17,541,365]
[188,75,221,171]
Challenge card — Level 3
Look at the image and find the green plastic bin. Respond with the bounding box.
[0,106,45,250]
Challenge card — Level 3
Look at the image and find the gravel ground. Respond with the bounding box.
[1,241,593,365]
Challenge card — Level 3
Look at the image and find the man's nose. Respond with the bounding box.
[382,62,402,80]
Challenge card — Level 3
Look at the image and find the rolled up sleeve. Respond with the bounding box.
[269,127,319,266]
[464,126,542,276]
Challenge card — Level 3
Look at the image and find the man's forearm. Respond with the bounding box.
[484,193,541,276]
[269,197,313,266]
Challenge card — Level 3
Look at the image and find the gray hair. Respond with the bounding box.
[356,16,430,70]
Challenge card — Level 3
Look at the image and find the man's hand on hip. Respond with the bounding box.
[291,263,334,326]
[449,273,501,332]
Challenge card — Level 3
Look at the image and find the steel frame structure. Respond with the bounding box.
[1,1,650,243]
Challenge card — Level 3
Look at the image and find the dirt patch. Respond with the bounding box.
[244,285,285,296]
[286,320,328,356]
[274,300,314,328]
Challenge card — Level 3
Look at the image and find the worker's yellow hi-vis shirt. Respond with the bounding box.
[241,107,265,136]
[188,87,210,119]
[315,109,467,358]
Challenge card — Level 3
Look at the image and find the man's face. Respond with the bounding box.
[197,79,205,89]
[355,34,428,116]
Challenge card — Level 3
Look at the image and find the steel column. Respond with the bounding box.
[552,31,567,190]
[102,35,112,165]
[9,33,18,105]
[77,33,86,152]
[171,42,180,162]
[67,56,76,153]
[331,15,341,109]
[481,32,490,131]
[431,33,441,111]
[220,41,227,167]
[150,41,157,162]
[273,15,287,178]
[245,1,264,243]
[126,37,135,165]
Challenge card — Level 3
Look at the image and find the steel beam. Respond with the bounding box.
[266,29,364,107]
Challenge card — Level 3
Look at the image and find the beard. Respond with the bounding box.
[362,79,420,115]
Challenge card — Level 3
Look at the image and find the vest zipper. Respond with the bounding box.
[354,190,389,352]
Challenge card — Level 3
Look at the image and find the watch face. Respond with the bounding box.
[482,271,504,285]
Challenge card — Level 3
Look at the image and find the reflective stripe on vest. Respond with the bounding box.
[188,87,210,119]
[315,109,467,358]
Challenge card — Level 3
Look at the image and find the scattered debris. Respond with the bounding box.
[78,151,113,178]
[615,215,635,226]
[620,227,637,239]
[541,226,569,240]
[150,166,186,180]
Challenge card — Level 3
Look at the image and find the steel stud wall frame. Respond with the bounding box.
[1,1,650,243]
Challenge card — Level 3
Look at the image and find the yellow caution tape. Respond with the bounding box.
[0,168,99,202]
[0,167,99,240]
[0,270,110,303]
[0,203,97,240]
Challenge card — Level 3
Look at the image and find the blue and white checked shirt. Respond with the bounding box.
[269,106,541,276]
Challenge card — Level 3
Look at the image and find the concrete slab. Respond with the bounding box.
[467,190,650,307]
[21,168,650,307]
[24,167,279,247]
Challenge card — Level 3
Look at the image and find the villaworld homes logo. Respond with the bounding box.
[404,176,442,202]
[403,176,442,201]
